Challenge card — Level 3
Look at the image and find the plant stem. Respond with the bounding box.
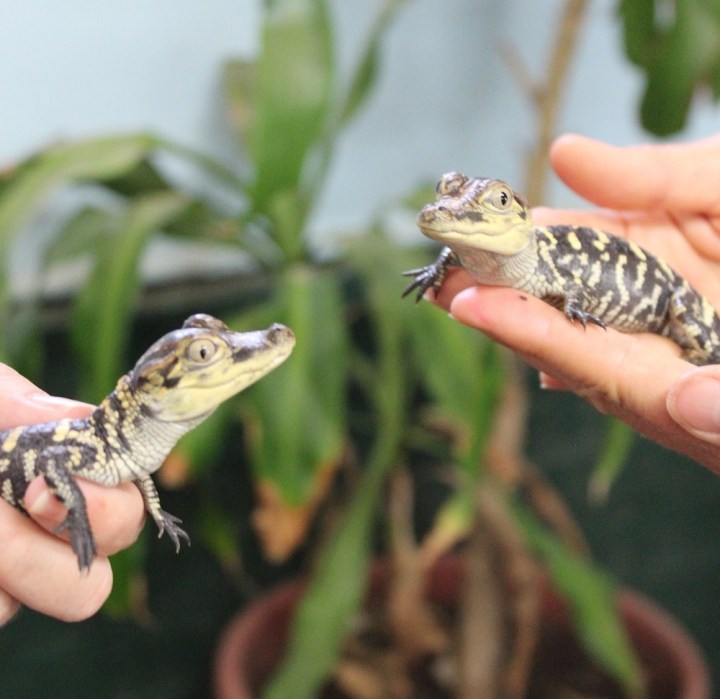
[523,0,589,206]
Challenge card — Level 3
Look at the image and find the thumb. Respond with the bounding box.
[667,367,720,446]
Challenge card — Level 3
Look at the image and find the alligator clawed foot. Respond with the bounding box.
[153,510,191,553]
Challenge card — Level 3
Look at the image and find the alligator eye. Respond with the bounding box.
[436,172,467,196]
[489,186,512,210]
[187,338,217,363]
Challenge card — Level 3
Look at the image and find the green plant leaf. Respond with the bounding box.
[619,0,720,135]
[617,0,656,69]
[249,0,334,224]
[409,301,489,424]
[588,418,635,504]
[0,134,157,248]
[162,200,243,243]
[338,0,408,126]
[234,266,348,561]
[43,207,122,265]
[265,235,411,699]
[156,137,249,196]
[242,266,348,501]
[72,191,190,400]
[641,1,720,134]
[515,504,644,698]
[262,463,379,699]
[262,463,376,699]
[99,157,170,197]
[0,134,158,361]
[407,299,504,479]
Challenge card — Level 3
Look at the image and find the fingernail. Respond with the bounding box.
[669,375,720,434]
[28,395,93,418]
[27,487,53,517]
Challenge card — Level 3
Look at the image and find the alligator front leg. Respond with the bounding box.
[134,474,190,552]
[37,447,97,572]
[402,247,460,302]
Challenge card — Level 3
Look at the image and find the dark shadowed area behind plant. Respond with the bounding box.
[1,0,720,697]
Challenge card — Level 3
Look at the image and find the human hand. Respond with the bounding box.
[0,365,145,625]
[431,133,720,474]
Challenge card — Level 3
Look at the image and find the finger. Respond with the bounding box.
[550,133,720,215]
[448,286,689,437]
[433,269,624,393]
[0,587,20,627]
[0,501,113,621]
[531,206,630,238]
[0,364,93,427]
[432,267,477,311]
[24,477,145,556]
[667,366,720,447]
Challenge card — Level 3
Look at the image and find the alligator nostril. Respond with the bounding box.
[267,324,295,344]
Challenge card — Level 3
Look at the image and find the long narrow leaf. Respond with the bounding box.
[264,233,410,699]
[514,503,644,697]
[43,207,121,265]
[237,267,348,560]
[338,0,408,126]
[409,300,504,477]
[72,191,190,400]
[0,134,157,252]
[248,0,334,251]
[0,134,158,361]
[242,267,347,500]
[588,418,635,504]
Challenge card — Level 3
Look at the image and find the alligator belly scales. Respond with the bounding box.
[403,172,720,366]
[0,314,294,571]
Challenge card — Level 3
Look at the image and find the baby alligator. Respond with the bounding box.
[0,314,295,571]
[403,172,720,366]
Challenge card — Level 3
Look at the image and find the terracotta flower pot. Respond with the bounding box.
[214,557,711,698]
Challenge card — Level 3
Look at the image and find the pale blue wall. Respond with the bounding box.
[2,1,719,257]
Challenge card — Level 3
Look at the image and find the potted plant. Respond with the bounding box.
[0,0,716,696]
[214,555,710,698]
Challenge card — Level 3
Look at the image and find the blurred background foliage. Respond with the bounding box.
[1,0,720,696]
[619,0,720,135]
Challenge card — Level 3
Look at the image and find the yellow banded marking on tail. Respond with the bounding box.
[587,261,603,288]
[591,230,611,252]
[657,257,675,278]
[52,421,73,443]
[701,296,717,327]
[614,254,630,308]
[566,230,582,251]
[22,451,37,484]
[1,427,23,453]
[628,241,647,261]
